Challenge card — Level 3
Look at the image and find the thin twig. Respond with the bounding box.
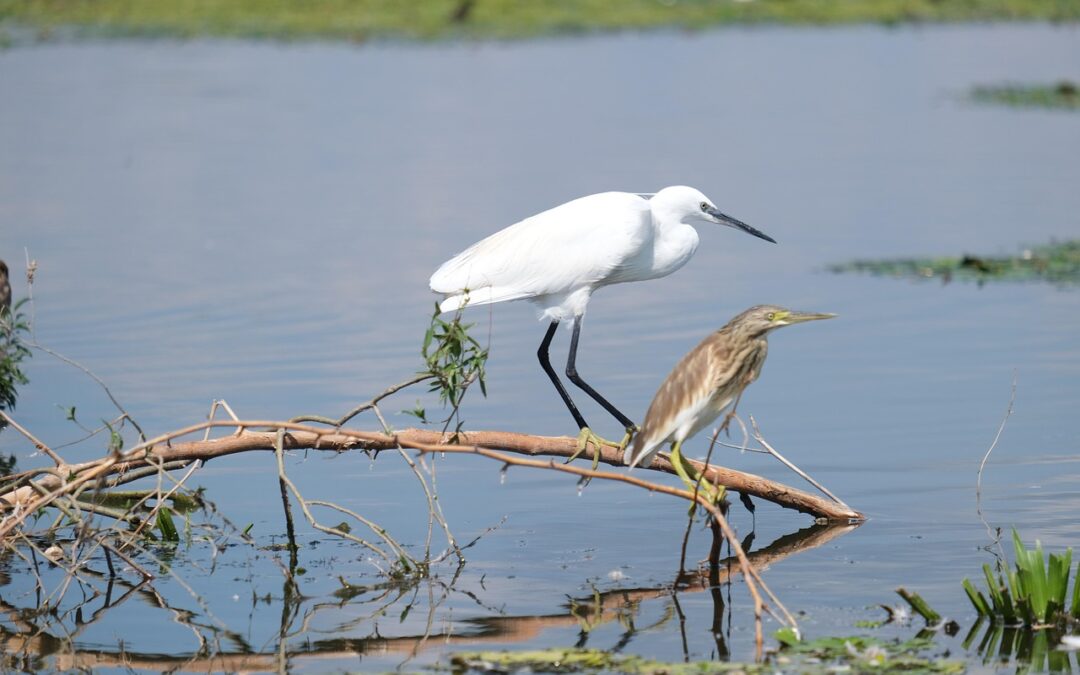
[976,374,1016,549]
[272,429,402,569]
[749,416,851,511]
[398,439,797,653]
[291,373,433,428]
[0,410,65,466]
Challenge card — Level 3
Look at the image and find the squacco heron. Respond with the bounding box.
[624,305,835,493]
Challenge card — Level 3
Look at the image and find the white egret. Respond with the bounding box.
[429,185,776,452]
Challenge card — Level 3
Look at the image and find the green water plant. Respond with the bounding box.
[447,637,966,675]
[971,81,1080,111]
[896,587,943,624]
[963,530,1079,627]
[828,240,1080,287]
[773,630,964,674]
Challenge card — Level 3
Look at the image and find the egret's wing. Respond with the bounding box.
[429,192,651,297]
[625,336,731,469]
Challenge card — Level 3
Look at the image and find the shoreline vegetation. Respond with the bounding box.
[0,0,1078,43]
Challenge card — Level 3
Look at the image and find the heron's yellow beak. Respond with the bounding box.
[779,311,836,325]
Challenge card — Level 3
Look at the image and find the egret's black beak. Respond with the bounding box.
[706,206,776,244]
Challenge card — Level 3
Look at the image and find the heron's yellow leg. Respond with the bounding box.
[670,441,725,506]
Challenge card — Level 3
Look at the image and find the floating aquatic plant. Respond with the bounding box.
[449,639,966,674]
[773,630,964,674]
[971,81,1080,111]
[828,240,1080,287]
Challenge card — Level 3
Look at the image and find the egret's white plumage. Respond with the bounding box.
[428,185,775,437]
[430,186,774,323]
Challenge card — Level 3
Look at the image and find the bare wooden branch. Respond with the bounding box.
[0,422,863,522]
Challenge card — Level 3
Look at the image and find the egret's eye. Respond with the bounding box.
[699,202,709,212]
[766,312,776,321]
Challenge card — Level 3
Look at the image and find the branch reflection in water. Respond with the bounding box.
[0,523,856,671]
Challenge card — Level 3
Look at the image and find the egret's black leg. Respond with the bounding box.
[537,320,588,429]
[565,317,636,429]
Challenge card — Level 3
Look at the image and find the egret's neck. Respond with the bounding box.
[651,217,700,278]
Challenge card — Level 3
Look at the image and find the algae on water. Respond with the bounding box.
[827,240,1080,287]
[971,81,1080,111]
[445,638,965,674]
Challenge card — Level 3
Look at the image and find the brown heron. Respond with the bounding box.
[624,305,834,493]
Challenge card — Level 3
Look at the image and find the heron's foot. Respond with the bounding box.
[616,424,639,453]
[669,445,725,507]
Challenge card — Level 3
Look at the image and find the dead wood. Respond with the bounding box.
[0,422,863,523]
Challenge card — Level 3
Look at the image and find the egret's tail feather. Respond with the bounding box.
[437,287,532,314]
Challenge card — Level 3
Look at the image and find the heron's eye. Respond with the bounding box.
[766,312,776,321]
[699,202,709,212]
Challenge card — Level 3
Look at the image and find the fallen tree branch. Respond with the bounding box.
[0,413,856,657]
[0,421,863,522]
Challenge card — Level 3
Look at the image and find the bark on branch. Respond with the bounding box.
[0,423,863,523]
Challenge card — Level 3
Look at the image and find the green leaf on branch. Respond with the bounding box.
[421,302,488,412]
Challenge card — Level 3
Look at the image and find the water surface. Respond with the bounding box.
[1,23,1079,671]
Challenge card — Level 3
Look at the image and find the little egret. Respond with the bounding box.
[624,305,834,494]
[429,186,776,453]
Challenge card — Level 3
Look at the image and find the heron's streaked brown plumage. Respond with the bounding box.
[625,305,834,469]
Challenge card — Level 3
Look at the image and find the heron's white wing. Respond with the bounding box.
[429,191,652,297]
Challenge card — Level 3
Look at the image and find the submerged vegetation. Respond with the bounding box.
[0,0,1077,42]
[828,240,1080,287]
[972,81,1080,111]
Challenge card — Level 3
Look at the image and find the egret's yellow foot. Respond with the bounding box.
[617,425,639,453]
[566,427,622,471]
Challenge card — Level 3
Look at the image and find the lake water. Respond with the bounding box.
[1,23,1079,672]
